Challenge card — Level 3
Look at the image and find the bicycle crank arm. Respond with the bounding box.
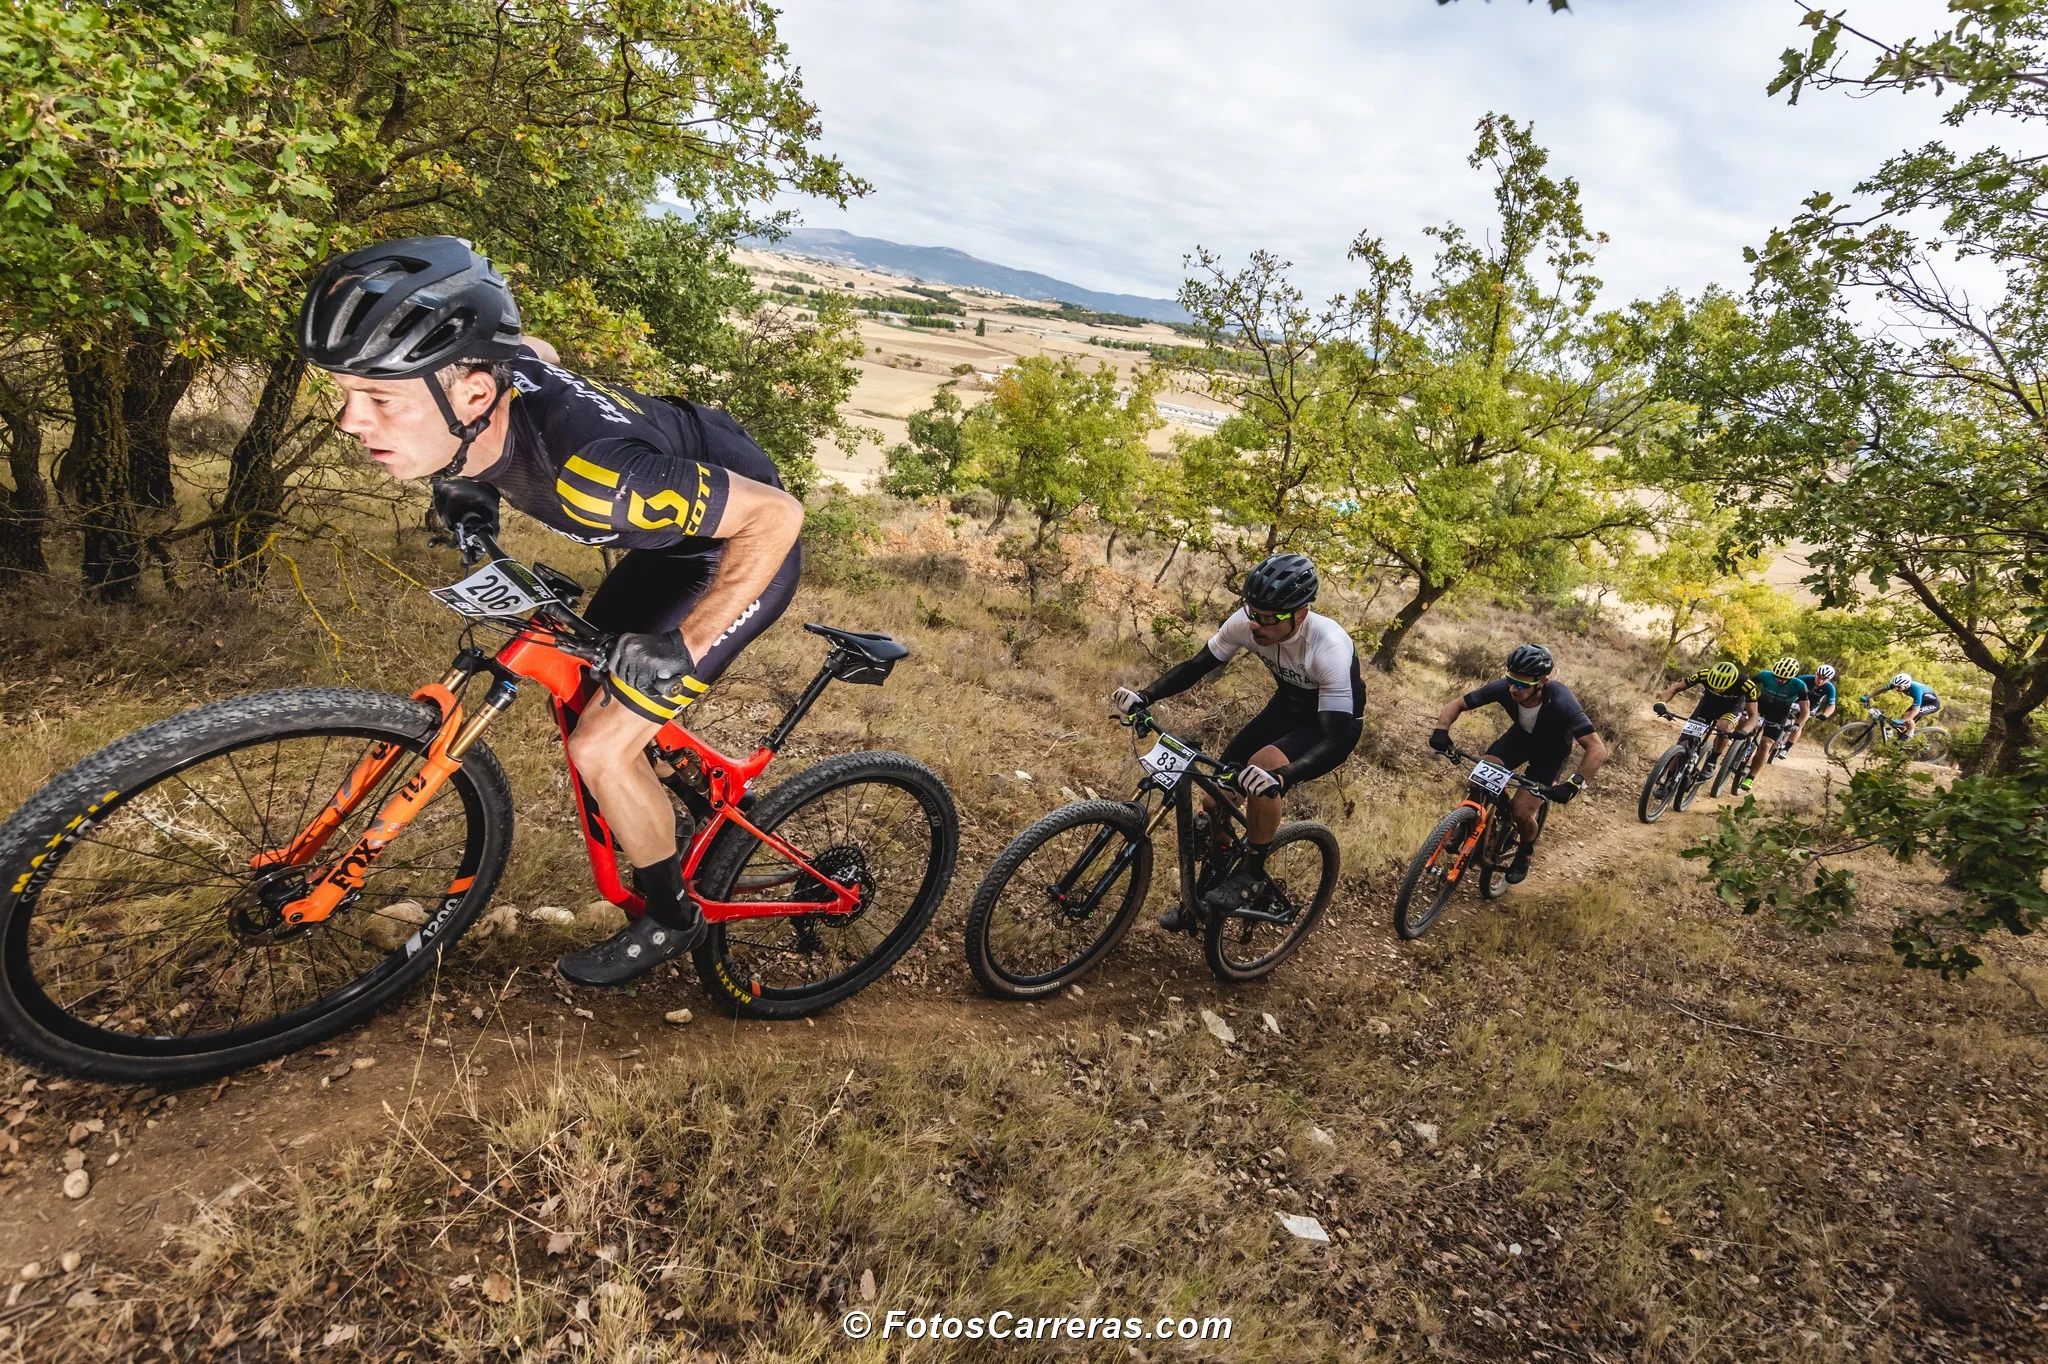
[279,681,516,927]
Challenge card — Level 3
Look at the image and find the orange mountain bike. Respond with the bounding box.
[0,523,957,1083]
[1391,745,1552,940]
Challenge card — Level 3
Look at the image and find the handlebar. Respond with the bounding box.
[440,518,609,658]
[1436,745,1555,802]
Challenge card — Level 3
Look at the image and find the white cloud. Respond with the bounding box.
[765,0,2019,307]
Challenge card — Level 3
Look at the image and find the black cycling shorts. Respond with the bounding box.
[1759,714,1792,739]
[1688,692,1748,726]
[1484,726,1574,787]
[583,540,803,722]
[1218,695,1361,789]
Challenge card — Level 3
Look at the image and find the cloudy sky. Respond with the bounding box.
[765,0,2007,309]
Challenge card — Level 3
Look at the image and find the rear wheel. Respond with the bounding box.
[1825,722,1875,765]
[964,800,1152,999]
[1908,728,1952,764]
[1639,745,1686,823]
[1393,805,1479,941]
[1204,821,1338,982]
[0,689,511,1084]
[691,751,957,1019]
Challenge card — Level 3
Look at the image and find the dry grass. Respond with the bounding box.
[3,506,2046,1361]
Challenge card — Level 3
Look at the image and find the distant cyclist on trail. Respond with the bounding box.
[1740,657,1811,793]
[300,236,805,988]
[1653,661,1759,775]
[1109,554,1363,930]
[1867,672,1941,737]
[1785,662,1838,751]
[1427,644,1608,885]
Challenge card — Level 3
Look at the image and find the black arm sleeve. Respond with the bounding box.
[1143,644,1226,704]
[1273,710,1364,790]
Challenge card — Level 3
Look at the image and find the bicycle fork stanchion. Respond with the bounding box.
[277,677,519,927]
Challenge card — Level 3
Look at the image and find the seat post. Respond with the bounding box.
[762,655,841,753]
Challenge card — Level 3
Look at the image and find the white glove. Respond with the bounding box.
[1110,686,1148,716]
[1236,763,1282,799]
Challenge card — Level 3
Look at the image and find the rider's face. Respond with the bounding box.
[1246,611,1300,647]
[331,370,498,481]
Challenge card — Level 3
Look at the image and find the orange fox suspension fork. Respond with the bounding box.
[253,653,518,926]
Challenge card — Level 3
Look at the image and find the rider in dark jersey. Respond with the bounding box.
[1110,554,1362,929]
[1429,644,1608,885]
[301,236,804,987]
[1654,661,1759,772]
[1786,664,1838,750]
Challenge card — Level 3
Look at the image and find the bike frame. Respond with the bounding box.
[252,536,864,930]
[1423,749,1550,885]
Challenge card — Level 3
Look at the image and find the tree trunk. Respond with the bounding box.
[123,337,196,510]
[1153,533,1183,586]
[61,343,141,598]
[989,494,1012,530]
[1370,576,1451,672]
[1104,526,1118,565]
[212,352,306,578]
[1972,671,2048,777]
[0,402,49,578]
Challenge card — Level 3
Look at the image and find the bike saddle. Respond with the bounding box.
[804,623,909,663]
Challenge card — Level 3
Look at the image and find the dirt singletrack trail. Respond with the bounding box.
[0,738,1839,1281]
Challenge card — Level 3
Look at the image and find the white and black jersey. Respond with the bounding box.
[1206,609,1364,716]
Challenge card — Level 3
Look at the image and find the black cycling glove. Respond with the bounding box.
[1428,728,1453,754]
[432,477,501,539]
[605,630,698,720]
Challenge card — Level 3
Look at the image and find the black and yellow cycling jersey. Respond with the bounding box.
[469,346,783,551]
[1680,667,1759,725]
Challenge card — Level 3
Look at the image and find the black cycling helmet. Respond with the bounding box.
[1243,553,1318,613]
[300,236,523,476]
[1505,643,1555,680]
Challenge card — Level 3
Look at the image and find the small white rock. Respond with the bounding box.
[1309,1126,1336,1148]
[1276,1212,1330,1242]
[528,906,575,926]
[18,1263,41,1282]
[61,1169,90,1199]
[579,899,628,934]
[1262,1012,1282,1035]
[1013,770,1033,782]
[58,1252,80,1274]
[1200,1009,1236,1045]
[664,1008,693,1025]
[1408,1121,1439,1147]
[475,903,521,938]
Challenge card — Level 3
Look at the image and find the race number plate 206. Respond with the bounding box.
[431,560,553,618]
[1680,718,1710,740]
[1467,760,1514,796]
[1138,741,1193,781]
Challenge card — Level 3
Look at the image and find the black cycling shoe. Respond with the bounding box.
[557,912,705,986]
[1504,852,1533,885]
[1202,869,1269,914]
[1158,905,1199,934]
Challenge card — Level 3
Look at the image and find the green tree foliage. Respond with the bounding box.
[1338,116,1670,669]
[1686,753,2048,979]
[963,356,1161,553]
[0,1,335,593]
[881,387,972,500]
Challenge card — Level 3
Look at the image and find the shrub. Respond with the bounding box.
[800,491,883,587]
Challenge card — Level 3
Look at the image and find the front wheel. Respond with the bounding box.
[1825,723,1875,765]
[0,689,512,1084]
[1393,805,1480,941]
[1639,745,1685,824]
[1711,734,1752,798]
[964,800,1153,999]
[691,751,957,1019]
[1204,821,1338,982]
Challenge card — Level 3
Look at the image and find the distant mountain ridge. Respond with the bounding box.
[747,228,1189,325]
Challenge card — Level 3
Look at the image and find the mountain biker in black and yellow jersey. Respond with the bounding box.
[1740,657,1811,793]
[300,236,804,987]
[1652,662,1759,772]
[1109,554,1362,931]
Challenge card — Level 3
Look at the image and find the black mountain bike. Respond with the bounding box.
[964,707,1339,995]
[1710,720,1763,799]
[1637,712,1726,823]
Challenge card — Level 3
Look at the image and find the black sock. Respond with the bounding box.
[632,855,693,929]
[1243,841,1272,875]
